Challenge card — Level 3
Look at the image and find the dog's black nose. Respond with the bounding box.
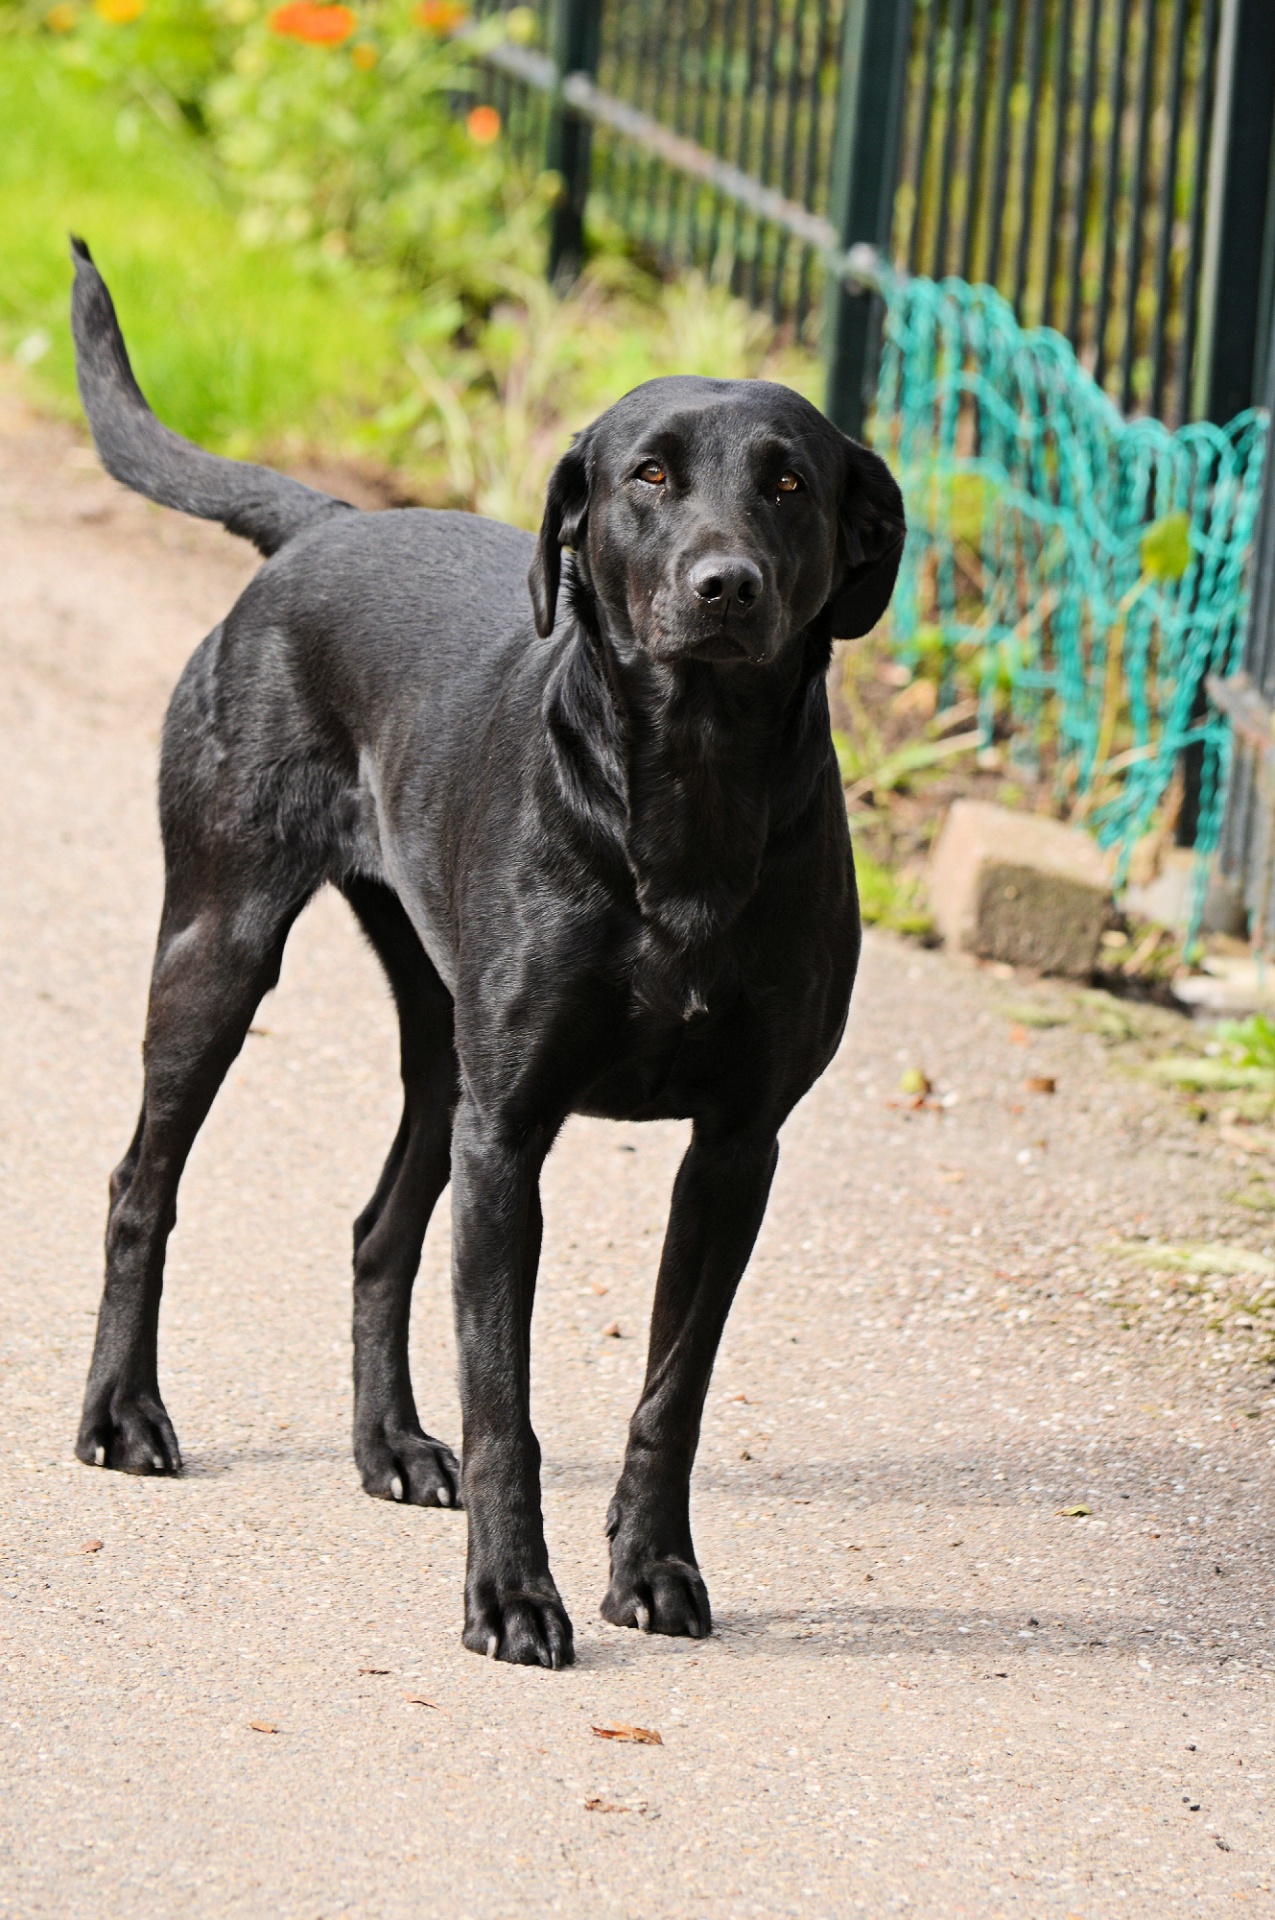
[688,554,763,614]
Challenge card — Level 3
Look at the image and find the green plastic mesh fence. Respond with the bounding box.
[869,270,1268,938]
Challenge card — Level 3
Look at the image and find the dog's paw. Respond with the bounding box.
[601,1555,711,1639]
[356,1425,460,1509]
[463,1583,574,1669]
[76,1396,182,1476]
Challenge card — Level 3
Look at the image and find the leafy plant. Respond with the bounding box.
[205,2,541,314]
[1213,1012,1275,1071]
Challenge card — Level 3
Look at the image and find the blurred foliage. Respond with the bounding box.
[1214,1014,1275,1074]
[0,0,820,522]
[852,849,933,941]
[203,3,539,310]
[0,30,408,451]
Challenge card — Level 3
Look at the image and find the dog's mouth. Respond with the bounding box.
[684,629,766,665]
[642,598,777,668]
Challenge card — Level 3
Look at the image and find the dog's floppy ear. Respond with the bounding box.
[823,438,906,640]
[529,433,592,638]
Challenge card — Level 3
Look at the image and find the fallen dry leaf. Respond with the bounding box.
[1058,1504,1091,1519]
[591,1723,662,1745]
[1026,1075,1056,1094]
[248,1720,278,1735]
[80,1539,104,1554]
[404,1695,439,1709]
[359,1667,390,1675]
[585,1796,630,1813]
[600,1321,622,1339]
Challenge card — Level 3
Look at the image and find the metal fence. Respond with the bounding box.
[476,0,851,328]
[470,0,1275,436]
[896,0,1219,427]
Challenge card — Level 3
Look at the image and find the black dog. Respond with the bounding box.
[69,240,904,1667]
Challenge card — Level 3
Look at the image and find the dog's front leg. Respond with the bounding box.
[602,1121,779,1639]
[450,1097,572,1668]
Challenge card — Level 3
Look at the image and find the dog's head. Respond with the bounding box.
[529,376,904,666]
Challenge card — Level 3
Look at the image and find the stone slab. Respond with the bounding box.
[928,798,1111,976]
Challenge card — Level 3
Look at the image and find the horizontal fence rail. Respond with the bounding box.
[473,0,857,338]
[478,35,849,262]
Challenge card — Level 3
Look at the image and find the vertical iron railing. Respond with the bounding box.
[895,0,1228,428]
[822,0,911,436]
[545,0,601,286]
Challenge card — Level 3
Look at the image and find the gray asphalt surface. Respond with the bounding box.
[2,388,1274,1918]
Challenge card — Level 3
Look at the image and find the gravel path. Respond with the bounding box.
[2,389,1274,1918]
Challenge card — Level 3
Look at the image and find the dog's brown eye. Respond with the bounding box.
[776,472,802,494]
[637,461,667,485]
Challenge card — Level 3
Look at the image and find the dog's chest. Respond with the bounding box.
[576,968,735,1122]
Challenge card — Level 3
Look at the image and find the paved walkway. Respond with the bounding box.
[1,392,1273,1917]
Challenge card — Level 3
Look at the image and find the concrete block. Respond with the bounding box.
[928,799,1111,976]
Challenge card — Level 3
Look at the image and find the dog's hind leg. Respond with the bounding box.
[342,878,460,1510]
[77,879,311,1475]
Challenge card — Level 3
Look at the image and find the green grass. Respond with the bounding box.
[0,39,409,454]
[853,850,933,940]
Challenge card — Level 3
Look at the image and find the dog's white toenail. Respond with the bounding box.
[437,1484,451,1508]
[151,1454,165,1471]
[390,1474,404,1502]
[486,1634,499,1659]
[94,1445,105,1467]
[635,1603,651,1632]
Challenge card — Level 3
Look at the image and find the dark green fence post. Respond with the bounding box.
[1194,0,1275,424]
[546,0,602,289]
[1182,0,1275,848]
[822,0,912,440]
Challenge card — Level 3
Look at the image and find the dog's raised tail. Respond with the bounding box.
[69,238,350,557]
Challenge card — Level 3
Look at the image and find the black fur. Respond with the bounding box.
[70,243,904,1668]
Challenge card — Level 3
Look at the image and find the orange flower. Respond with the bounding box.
[269,2,356,44]
[350,39,377,67]
[466,103,501,145]
[93,0,144,19]
[46,1,77,27]
[415,1,466,34]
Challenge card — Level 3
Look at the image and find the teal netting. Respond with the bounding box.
[868,270,1268,937]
